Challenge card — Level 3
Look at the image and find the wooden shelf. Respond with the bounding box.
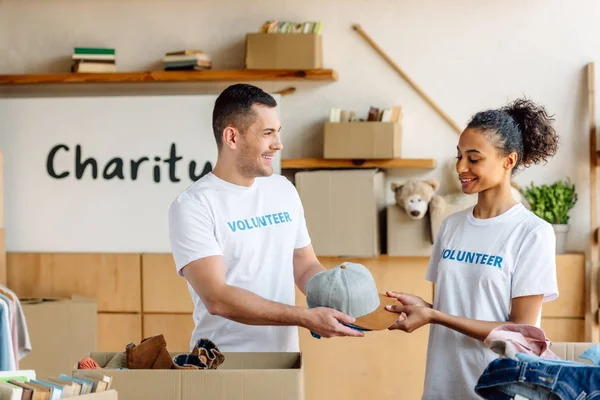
[281,157,437,170]
[0,69,338,85]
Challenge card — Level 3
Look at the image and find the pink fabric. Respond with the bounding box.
[484,324,560,360]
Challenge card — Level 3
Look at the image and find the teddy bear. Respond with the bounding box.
[391,178,445,244]
[391,178,446,220]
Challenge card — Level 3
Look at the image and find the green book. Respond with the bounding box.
[74,47,115,55]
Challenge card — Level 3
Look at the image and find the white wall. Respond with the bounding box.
[0,0,597,253]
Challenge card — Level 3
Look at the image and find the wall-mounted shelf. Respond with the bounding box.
[281,157,437,170]
[0,69,338,85]
[0,69,338,98]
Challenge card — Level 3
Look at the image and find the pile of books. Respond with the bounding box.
[0,369,114,398]
[259,20,323,35]
[329,106,403,123]
[162,50,212,71]
[71,47,116,73]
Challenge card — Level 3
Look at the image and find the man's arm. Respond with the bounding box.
[293,244,326,295]
[180,255,364,338]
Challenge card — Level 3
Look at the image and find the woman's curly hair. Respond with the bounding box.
[466,98,559,173]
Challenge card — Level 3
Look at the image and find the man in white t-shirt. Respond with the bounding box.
[168,83,364,353]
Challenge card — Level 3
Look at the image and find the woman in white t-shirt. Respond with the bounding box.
[385,98,561,400]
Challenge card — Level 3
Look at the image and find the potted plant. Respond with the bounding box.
[522,178,578,254]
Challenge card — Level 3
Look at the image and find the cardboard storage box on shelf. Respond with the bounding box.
[386,205,432,257]
[245,33,323,69]
[20,296,97,379]
[73,352,303,400]
[323,122,402,159]
[295,169,386,257]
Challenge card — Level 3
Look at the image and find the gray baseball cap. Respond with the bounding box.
[305,262,398,330]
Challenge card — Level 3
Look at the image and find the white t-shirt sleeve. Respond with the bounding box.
[294,193,312,249]
[511,223,559,302]
[169,198,223,276]
[425,218,448,283]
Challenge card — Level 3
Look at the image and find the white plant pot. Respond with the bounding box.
[552,224,569,254]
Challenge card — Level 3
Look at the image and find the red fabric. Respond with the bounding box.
[78,356,101,369]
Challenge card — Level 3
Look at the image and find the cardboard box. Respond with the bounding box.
[550,342,596,363]
[71,390,119,399]
[323,122,402,159]
[245,33,323,69]
[430,202,470,240]
[74,352,303,400]
[20,296,97,379]
[386,205,432,256]
[295,169,386,257]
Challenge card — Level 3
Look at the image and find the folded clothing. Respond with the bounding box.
[475,351,600,400]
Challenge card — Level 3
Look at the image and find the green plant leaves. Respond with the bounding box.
[522,178,578,225]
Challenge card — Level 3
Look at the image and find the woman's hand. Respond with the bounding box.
[386,291,432,308]
[386,304,435,333]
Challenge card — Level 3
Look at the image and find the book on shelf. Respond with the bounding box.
[329,106,402,123]
[259,20,323,35]
[71,47,116,73]
[162,50,212,71]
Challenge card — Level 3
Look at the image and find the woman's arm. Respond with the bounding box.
[386,294,544,341]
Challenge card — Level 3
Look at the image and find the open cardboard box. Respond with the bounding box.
[73,352,304,400]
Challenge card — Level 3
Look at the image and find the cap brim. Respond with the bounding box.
[352,293,400,331]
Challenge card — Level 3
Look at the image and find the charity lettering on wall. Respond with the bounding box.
[0,95,281,252]
[45,143,212,183]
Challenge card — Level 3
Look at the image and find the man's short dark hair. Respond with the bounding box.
[212,83,277,150]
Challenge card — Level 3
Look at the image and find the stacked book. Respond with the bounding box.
[163,50,212,71]
[259,20,323,35]
[0,369,114,398]
[71,47,116,73]
[329,106,403,123]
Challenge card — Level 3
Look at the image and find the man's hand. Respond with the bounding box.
[386,291,432,308]
[301,307,365,338]
[386,304,434,333]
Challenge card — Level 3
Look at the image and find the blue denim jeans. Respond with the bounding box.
[475,352,600,399]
